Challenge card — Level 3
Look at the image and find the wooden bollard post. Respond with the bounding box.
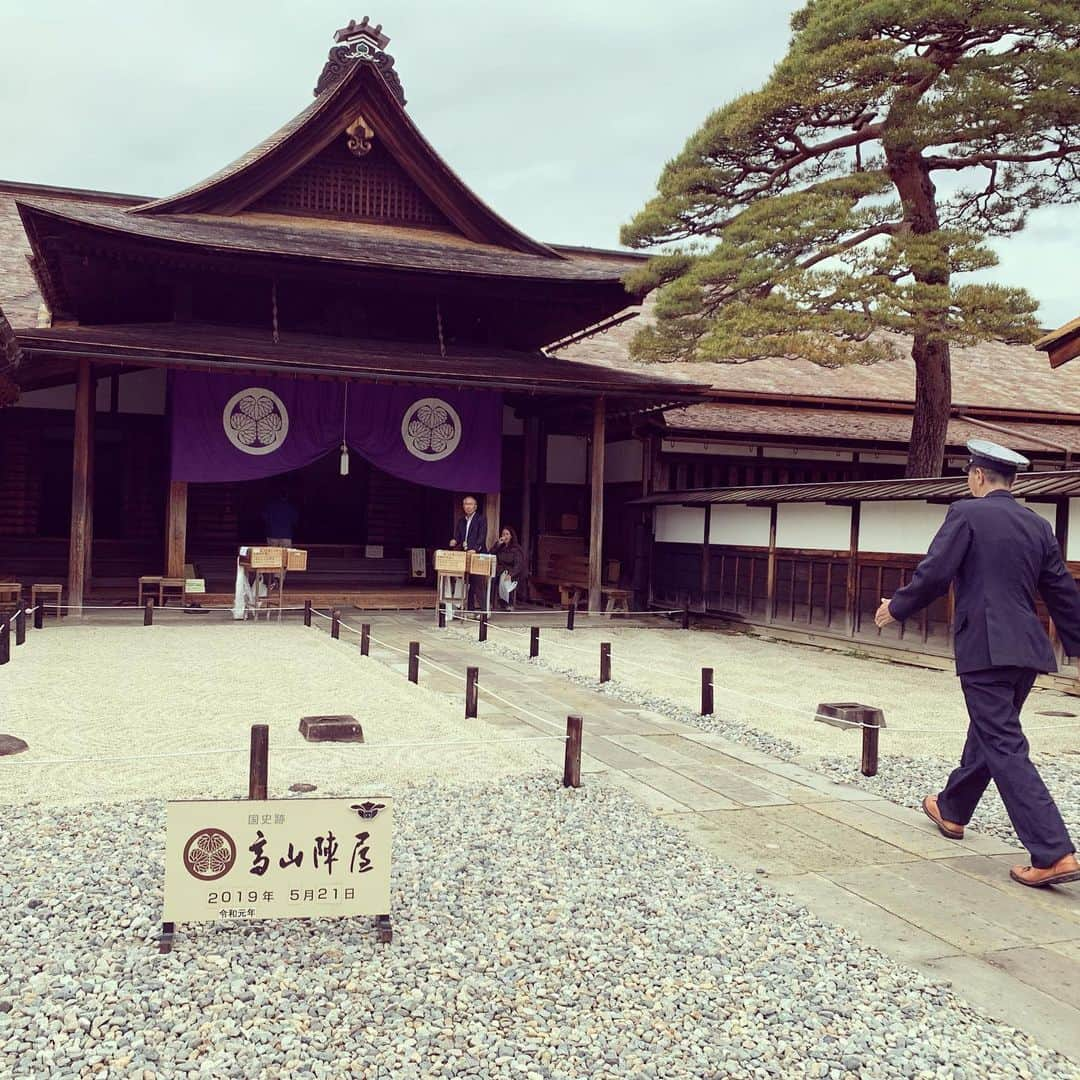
[248,724,269,800]
[563,715,583,788]
[360,623,371,656]
[14,607,25,647]
[599,642,611,684]
[566,604,575,631]
[861,712,882,777]
[438,606,446,629]
[33,604,44,630]
[330,610,340,639]
[701,667,714,716]
[465,666,478,718]
[303,599,312,627]
[681,601,690,630]
[408,641,420,683]
[530,626,540,659]
[144,598,154,626]
[0,619,9,665]
[479,614,488,642]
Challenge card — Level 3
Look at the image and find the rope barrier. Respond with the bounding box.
[0,733,570,768]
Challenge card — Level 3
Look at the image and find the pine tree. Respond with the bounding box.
[622,1,1080,476]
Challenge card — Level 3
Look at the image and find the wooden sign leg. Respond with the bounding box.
[159,921,176,955]
[375,913,393,943]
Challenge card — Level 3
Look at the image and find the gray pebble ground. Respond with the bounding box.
[3,777,1077,1080]
[475,635,1079,851]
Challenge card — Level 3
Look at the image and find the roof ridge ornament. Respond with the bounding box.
[314,16,406,105]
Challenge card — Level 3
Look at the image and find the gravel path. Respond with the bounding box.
[0,624,546,805]
[2,776,1076,1080]
[457,624,1079,848]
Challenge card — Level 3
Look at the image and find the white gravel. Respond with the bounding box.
[0,623,546,805]
[2,777,1077,1080]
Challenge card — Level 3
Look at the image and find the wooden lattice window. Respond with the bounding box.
[253,139,452,229]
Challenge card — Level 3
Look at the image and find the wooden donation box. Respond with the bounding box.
[238,547,308,618]
[434,549,493,619]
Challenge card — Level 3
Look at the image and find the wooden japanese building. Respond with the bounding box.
[0,18,704,611]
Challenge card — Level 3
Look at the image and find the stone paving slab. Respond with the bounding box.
[984,945,1080,1008]
[724,763,837,803]
[831,864,1031,953]
[917,953,1080,1063]
[850,799,1024,857]
[767,872,959,964]
[625,766,742,812]
[675,763,793,807]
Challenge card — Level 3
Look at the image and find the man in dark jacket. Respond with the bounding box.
[449,495,488,610]
[876,439,1080,889]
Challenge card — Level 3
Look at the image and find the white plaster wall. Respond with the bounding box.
[1021,501,1056,532]
[546,434,587,484]
[117,368,167,415]
[502,405,523,436]
[859,501,946,555]
[1070,499,1080,562]
[762,446,854,462]
[604,439,643,484]
[661,438,758,457]
[776,503,851,551]
[654,505,707,544]
[15,369,167,415]
[859,451,907,465]
[708,505,771,547]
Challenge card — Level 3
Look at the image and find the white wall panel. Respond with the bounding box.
[117,369,167,415]
[708,505,771,547]
[655,505,707,544]
[546,435,587,484]
[604,439,643,484]
[1070,499,1080,561]
[1021,501,1056,531]
[859,501,945,555]
[661,438,758,457]
[762,446,853,462]
[776,503,851,551]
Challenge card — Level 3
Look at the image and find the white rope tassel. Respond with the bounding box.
[339,384,350,476]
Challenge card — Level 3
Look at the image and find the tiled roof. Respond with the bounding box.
[663,403,1080,454]
[0,195,42,328]
[556,297,1080,417]
[18,198,631,284]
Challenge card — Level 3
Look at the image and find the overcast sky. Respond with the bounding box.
[1,0,1075,327]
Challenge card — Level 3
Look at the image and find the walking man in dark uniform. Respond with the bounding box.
[875,439,1080,889]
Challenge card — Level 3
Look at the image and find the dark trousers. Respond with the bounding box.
[937,666,1075,868]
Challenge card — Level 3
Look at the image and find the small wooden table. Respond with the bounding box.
[138,576,163,607]
[0,582,20,608]
[160,578,186,606]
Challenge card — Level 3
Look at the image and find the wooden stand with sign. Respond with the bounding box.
[159,723,391,954]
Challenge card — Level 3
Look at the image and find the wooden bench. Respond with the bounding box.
[31,584,63,618]
[533,553,629,613]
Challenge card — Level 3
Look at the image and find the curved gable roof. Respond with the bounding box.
[130,59,557,258]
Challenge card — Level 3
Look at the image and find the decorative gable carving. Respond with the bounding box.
[251,137,453,230]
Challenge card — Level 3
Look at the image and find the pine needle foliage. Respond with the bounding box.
[622,1,1080,474]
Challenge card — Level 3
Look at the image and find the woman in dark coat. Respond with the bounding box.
[492,527,527,610]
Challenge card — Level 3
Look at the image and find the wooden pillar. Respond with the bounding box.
[765,504,778,623]
[699,504,711,612]
[484,491,501,550]
[83,373,96,592]
[535,418,548,538]
[845,503,861,637]
[67,359,94,612]
[166,481,188,578]
[588,396,606,613]
[1055,498,1069,559]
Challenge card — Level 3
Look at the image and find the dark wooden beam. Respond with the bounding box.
[588,396,606,613]
[67,358,94,611]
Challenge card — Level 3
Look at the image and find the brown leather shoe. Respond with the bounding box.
[1010,853,1080,888]
[922,795,964,840]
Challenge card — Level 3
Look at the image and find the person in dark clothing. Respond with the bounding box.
[262,491,298,547]
[492,527,527,610]
[449,495,488,610]
[875,439,1080,889]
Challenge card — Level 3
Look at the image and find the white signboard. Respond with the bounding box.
[164,797,392,923]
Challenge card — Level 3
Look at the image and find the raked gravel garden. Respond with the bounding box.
[1,620,1078,1078]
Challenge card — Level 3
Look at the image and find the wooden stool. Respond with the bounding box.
[0,582,21,608]
[604,589,632,616]
[138,576,163,606]
[31,584,63,619]
[159,578,186,606]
